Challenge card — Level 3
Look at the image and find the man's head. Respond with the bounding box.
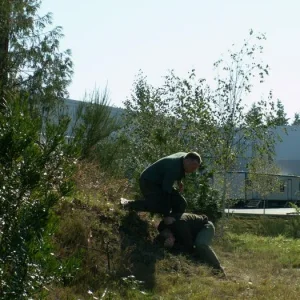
[183,152,202,174]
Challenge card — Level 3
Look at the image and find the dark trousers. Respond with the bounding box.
[194,222,222,270]
[127,177,187,216]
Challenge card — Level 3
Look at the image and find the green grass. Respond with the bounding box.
[40,202,300,299]
[36,165,300,299]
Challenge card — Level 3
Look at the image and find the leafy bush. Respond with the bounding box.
[184,170,222,222]
[0,95,77,299]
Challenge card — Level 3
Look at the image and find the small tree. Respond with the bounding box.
[0,2,75,297]
[292,112,300,125]
[0,94,77,299]
[209,30,278,218]
[123,70,212,194]
[247,155,281,213]
[245,103,264,126]
[0,0,73,107]
[184,170,222,222]
[267,99,289,126]
[71,88,120,160]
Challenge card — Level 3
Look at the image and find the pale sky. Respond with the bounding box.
[40,0,300,120]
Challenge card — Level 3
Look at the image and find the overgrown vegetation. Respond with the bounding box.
[70,88,121,160]
[0,0,73,106]
[32,182,300,299]
[1,1,299,299]
[0,94,76,298]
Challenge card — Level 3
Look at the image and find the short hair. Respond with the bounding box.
[185,152,202,164]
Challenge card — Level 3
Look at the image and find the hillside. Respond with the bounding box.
[38,163,300,300]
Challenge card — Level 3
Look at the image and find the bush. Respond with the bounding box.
[184,171,222,223]
[0,95,77,299]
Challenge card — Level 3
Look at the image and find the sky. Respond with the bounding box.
[40,0,300,120]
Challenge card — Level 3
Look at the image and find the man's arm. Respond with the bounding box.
[162,172,176,193]
[160,173,177,216]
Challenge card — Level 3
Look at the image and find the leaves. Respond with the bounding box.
[0,95,77,299]
[70,88,120,160]
[0,1,75,297]
[0,0,73,107]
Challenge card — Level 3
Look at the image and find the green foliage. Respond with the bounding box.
[122,70,212,193]
[94,131,131,176]
[124,71,210,159]
[28,212,84,292]
[123,72,177,168]
[247,155,281,200]
[226,215,300,239]
[0,95,77,299]
[208,30,281,218]
[245,103,264,127]
[267,99,289,126]
[183,171,222,222]
[0,0,73,105]
[70,88,120,161]
[0,1,79,298]
[292,112,300,125]
[122,31,281,222]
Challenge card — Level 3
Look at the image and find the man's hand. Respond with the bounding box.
[164,216,176,225]
[178,181,184,193]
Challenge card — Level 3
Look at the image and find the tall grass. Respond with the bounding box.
[37,164,300,299]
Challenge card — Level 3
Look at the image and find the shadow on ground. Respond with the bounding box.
[119,211,165,290]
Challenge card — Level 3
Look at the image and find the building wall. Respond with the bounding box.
[273,126,300,175]
[233,126,300,176]
[63,99,300,175]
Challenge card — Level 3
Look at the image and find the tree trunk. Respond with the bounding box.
[0,0,10,108]
[217,170,228,238]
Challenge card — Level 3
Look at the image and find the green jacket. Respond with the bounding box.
[140,152,186,193]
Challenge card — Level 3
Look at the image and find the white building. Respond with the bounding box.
[63,99,300,207]
[273,126,300,176]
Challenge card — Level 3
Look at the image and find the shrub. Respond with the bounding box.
[0,95,77,299]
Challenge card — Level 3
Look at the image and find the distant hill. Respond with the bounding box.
[63,98,124,137]
[64,98,124,118]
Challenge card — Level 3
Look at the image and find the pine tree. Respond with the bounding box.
[0,0,73,107]
[292,112,300,125]
[270,99,289,125]
[0,2,75,298]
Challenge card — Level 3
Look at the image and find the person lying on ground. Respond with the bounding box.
[156,212,226,277]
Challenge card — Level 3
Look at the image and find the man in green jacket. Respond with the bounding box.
[121,152,201,216]
[156,213,225,276]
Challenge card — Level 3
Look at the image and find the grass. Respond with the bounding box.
[37,163,300,299]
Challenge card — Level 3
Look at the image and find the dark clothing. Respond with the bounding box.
[158,213,209,252]
[140,152,186,193]
[127,153,188,216]
[127,178,187,215]
[157,213,222,270]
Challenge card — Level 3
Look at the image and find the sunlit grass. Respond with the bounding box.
[40,164,300,299]
[44,213,300,299]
